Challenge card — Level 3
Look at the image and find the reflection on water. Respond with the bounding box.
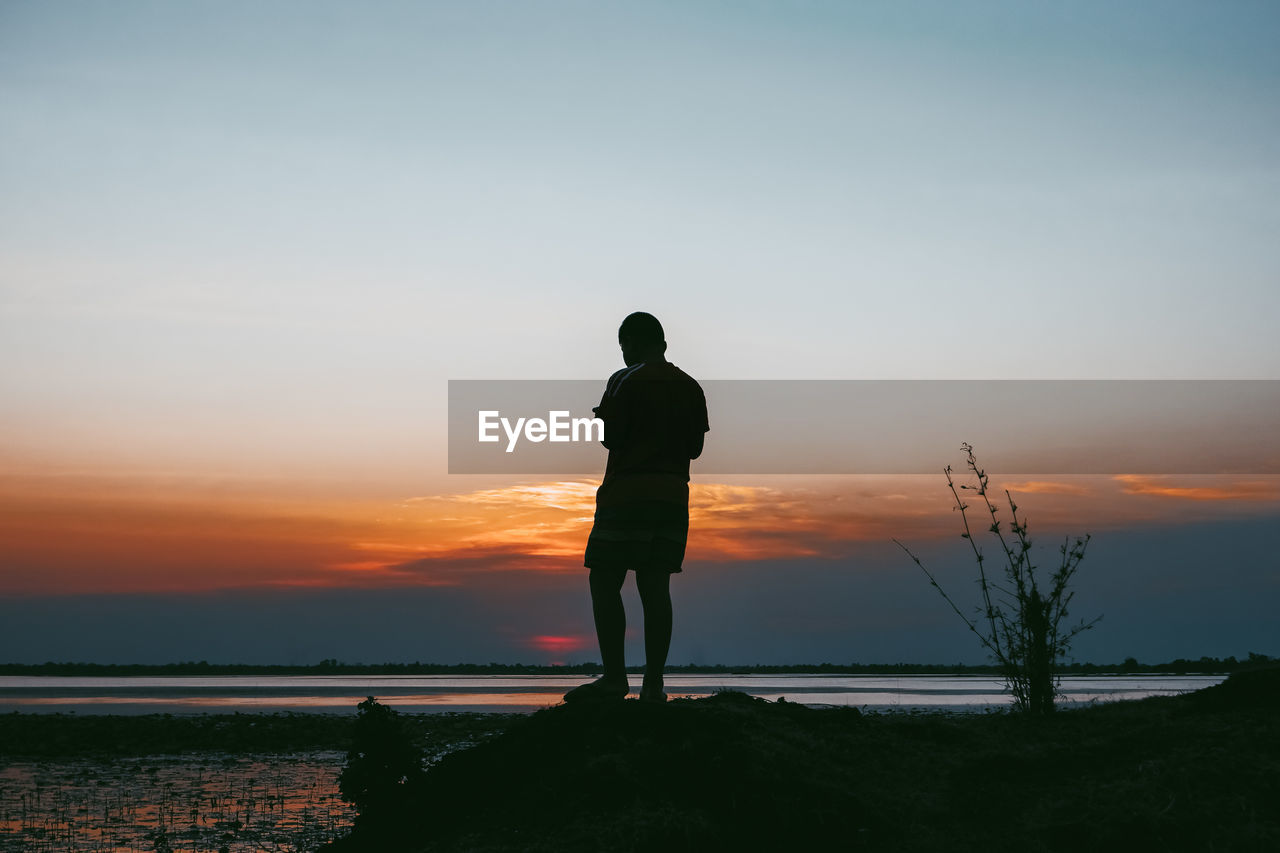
[0,752,352,853]
[0,674,1224,715]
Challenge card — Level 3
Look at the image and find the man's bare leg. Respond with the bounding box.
[636,569,672,701]
[564,567,630,702]
[590,567,628,682]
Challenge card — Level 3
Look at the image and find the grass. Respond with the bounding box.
[0,712,518,852]
[1,752,352,853]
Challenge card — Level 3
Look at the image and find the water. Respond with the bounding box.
[0,673,1224,714]
[0,752,353,853]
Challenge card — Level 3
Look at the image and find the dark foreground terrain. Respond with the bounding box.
[1,671,1275,852]
[327,667,1279,853]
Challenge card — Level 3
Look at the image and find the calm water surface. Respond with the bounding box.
[0,673,1223,714]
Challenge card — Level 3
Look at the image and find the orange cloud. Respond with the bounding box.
[1113,475,1280,502]
[4,466,1276,596]
[1003,480,1093,497]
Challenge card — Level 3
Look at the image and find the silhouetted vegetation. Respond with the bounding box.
[338,697,427,843]
[897,443,1101,713]
[326,667,1280,851]
[1,750,353,852]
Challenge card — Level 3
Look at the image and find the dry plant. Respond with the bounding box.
[895,443,1101,714]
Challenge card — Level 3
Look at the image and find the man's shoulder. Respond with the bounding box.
[604,361,704,401]
[656,363,704,403]
[640,361,701,386]
[604,363,646,398]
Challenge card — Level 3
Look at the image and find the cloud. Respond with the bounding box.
[446,482,599,512]
[1113,475,1280,502]
[5,515,1277,666]
[1003,480,1093,497]
[7,468,1277,596]
[372,547,576,585]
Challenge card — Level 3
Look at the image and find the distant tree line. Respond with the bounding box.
[0,652,1272,677]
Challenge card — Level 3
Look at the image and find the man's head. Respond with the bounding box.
[618,312,667,366]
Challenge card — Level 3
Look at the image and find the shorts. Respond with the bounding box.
[584,500,690,573]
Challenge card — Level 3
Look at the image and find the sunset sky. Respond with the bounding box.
[2,1,1277,665]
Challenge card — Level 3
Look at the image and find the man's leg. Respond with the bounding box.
[589,566,629,683]
[564,567,630,703]
[635,569,672,698]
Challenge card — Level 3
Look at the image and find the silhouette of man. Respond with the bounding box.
[564,312,709,704]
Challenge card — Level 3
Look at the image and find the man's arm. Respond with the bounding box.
[688,382,709,460]
[595,367,636,450]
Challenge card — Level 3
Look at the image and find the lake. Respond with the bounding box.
[0,673,1224,714]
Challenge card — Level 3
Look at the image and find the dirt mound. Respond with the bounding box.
[1180,664,1280,710]
[333,692,868,851]
[328,682,1280,853]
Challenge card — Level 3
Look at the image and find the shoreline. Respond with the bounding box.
[0,672,1225,719]
[0,709,520,760]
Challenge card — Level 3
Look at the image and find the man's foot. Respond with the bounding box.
[563,676,629,704]
[639,676,667,704]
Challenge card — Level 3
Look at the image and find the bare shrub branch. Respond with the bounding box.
[896,443,1102,714]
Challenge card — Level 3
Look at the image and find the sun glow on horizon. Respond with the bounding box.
[2,469,1278,596]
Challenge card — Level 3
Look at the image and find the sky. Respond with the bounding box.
[2,0,1278,665]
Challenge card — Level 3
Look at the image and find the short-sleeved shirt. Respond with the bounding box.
[592,360,709,511]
